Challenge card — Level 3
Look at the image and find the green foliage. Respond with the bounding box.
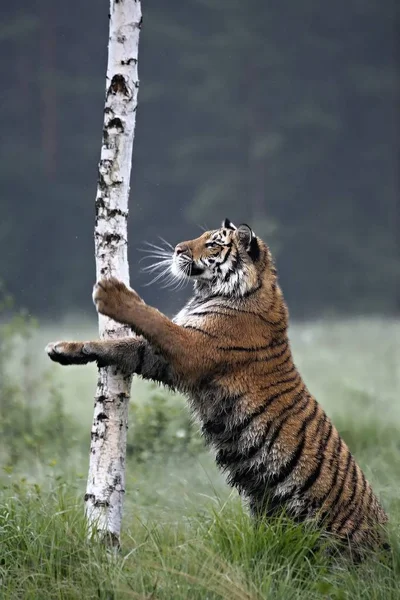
[127,386,203,462]
[0,481,399,599]
[0,482,121,599]
[0,289,77,468]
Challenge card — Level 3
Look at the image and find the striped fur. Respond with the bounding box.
[46,219,388,555]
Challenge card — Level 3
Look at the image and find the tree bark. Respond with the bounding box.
[84,0,142,546]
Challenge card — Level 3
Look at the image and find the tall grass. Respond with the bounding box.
[1,480,399,599]
[0,316,399,598]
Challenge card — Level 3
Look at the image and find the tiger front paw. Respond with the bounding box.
[45,341,97,365]
[93,277,144,324]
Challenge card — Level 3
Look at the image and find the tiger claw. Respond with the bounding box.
[45,341,94,365]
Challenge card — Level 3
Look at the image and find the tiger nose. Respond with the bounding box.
[175,244,188,255]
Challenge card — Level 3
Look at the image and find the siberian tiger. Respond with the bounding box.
[46,218,388,556]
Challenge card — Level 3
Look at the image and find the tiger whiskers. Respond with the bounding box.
[157,236,175,251]
[166,257,191,291]
[139,239,173,287]
[140,239,191,290]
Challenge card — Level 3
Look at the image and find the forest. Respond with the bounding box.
[0,0,399,318]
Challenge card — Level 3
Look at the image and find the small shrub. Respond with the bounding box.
[127,385,203,461]
[0,285,77,468]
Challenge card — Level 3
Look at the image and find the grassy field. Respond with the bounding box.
[0,316,399,598]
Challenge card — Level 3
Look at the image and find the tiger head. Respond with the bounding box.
[171,218,275,297]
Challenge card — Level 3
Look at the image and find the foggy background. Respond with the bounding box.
[1,6,400,595]
[0,0,399,319]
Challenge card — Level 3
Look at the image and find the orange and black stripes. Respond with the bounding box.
[172,230,388,554]
[47,221,388,557]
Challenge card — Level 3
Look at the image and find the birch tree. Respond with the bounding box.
[84,0,142,546]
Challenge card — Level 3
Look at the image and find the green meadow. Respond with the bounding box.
[0,314,399,599]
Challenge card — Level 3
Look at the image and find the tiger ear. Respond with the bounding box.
[237,224,253,248]
[237,224,260,261]
[221,218,236,230]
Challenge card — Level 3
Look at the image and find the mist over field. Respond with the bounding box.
[1,313,400,597]
[3,314,400,510]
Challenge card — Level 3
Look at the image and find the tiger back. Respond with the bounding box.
[171,220,388,553]
[46,218,389,556]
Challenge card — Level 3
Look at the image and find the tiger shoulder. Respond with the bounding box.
[46,217,389,557]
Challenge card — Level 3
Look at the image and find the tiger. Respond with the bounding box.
[46,218,388,556]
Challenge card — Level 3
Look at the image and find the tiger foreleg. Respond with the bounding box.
[46,337,175,387]
[46,339,102,366]
[92,278,208,380]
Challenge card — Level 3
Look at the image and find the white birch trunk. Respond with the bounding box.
[85,0,142,546]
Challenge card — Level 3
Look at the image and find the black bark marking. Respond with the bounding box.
[109,74,129,96]
[98,173,107,191]
[107,117,124,132]
[84,493,96,502]
[104,232,122,245]
[94,499,110,508]
[96,197,106,210]
[121,57,137,65]
[109,208,128,219]
[95,197,128,221]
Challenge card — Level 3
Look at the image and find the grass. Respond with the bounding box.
[1,481,399,599]
[0,316,399,598]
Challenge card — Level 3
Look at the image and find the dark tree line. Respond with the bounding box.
[0,0,399,318]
